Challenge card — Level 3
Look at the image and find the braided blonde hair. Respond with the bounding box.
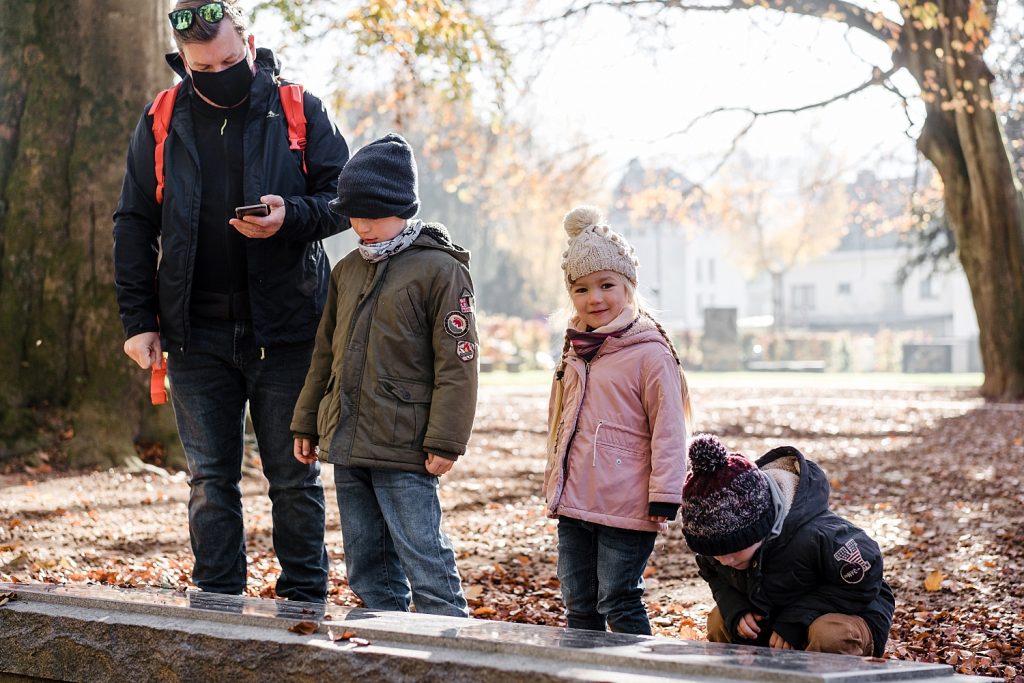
[650,315,694,430]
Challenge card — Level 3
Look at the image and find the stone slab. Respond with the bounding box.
[0,583,995,682]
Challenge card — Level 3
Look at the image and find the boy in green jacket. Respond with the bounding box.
[291,133,477,616]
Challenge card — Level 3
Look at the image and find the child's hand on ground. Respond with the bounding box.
[425,453,454,476]
[769,632,793,649]
[736,612,764,640]
[293,437,317,465]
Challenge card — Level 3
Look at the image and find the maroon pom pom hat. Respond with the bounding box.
[681,433,775,556]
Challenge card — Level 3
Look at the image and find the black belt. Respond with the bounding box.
[190,290,251,320]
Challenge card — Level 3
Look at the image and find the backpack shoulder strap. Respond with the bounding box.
[148,82,182,205]
[278,83,307,174]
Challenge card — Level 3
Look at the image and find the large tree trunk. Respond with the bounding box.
[0,1,180,465]
[898,0,1024,400]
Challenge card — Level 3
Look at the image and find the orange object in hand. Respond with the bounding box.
[150,358,167,405]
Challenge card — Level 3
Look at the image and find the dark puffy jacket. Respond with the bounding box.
[696,446,895,656]
[290,224,479,473]
[113,48,349,349]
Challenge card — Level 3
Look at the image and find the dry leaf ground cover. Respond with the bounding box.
[1,374,1021,680]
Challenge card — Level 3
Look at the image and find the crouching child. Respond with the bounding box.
[681,434,895,656]
[290,133,477,616]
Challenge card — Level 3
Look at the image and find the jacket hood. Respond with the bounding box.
[411,222,471,267]
[165,46,280,80]
[756,445,830,545]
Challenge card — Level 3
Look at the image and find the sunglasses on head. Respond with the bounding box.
[168,2,225,31]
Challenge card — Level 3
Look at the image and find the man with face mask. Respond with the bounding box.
[112,0,350,603]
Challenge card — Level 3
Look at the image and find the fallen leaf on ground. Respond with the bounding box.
[924,570,945,592]
[678,625,701,640]
[288,621,319,635]
[3,383,1022,680]
[328,628,356,642]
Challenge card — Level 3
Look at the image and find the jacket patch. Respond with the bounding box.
[459,287,475,314]
[457,340,476,362]
[834,539,870,584]
[444,311,470,338]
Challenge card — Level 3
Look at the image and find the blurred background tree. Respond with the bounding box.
[0,0,579,467]
[702,146,851,331]
[535,0,1024,399]
[0,1,177,468]
[2,0,1021,469]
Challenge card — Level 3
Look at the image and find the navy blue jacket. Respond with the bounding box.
[696,446,895,656]
[113,48,349,349]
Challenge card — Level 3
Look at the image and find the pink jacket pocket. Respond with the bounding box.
[589,421,651,519]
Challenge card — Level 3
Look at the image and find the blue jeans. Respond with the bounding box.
[334,466,468,617]
[557,517,657,634]
[168,319,329,603]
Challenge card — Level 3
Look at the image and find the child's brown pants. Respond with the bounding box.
[706,607,873,655]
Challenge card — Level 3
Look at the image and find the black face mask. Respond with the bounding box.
[190,56,253,108]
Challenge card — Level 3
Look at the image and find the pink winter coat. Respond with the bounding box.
[544,312,689,533]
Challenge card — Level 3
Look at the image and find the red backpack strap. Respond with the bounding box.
[148,82,182,205]
[278,83,307,174]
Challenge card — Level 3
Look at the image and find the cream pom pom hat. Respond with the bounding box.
[560,205,639,288]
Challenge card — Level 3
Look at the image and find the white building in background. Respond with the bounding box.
[616,220,748,330]
[769,222,980,371]
[609,163,981,372]
[609,160,748,331]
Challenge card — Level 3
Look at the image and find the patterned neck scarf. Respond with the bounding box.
[358,219,422,263]
[567,316,638,363]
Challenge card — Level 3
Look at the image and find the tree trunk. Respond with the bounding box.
[0,1,181,465]
[898,1,1024,400]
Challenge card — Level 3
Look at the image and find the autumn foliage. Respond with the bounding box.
[2,380,1022,680]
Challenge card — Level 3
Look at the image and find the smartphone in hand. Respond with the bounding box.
[235,203,270,219]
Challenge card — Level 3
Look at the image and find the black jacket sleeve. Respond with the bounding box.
[696,554,759,637]
[648,502,679,519]
[771,528,886,650]
[279,91,350,242]
[112,107,161,340]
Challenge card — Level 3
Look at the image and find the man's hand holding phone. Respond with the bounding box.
[230,194,285,239]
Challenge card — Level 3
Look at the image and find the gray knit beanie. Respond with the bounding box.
[681,434,775,556]
[561,206,639,288]
[329,133,420,219]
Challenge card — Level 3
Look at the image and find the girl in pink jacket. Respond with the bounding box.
[545,205,692,635]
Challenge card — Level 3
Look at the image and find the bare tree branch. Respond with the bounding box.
[528,0,899,45]
[665,64,897,188]
[879,78,918,141]
[704,63,898,123]
[694,116,756,189]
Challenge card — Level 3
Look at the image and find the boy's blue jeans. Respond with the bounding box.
[334,465,468,617]
[557,516,657,635]
[168,319,329,603]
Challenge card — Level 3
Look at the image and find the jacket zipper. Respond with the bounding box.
[592,420,604,467]
[555,359,590,506]
[338,261,388,453]
[222,117,238,321]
